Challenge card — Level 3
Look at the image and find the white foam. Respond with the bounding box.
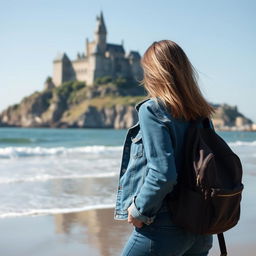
[0,145,122,158]
[0,204,115,218]
[0,172,118,184]
[228,141,256,147]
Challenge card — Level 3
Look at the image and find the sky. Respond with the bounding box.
[1,0,255,121]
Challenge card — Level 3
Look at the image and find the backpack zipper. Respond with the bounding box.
[215,190,242,197]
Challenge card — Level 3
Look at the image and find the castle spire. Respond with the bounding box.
[95,11,107,35]
[94,11,107,53]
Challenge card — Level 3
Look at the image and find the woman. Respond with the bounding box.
[114,40,215,256]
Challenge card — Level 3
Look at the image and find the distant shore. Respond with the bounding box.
[215,126,256,132]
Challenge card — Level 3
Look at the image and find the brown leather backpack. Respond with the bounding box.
[166,117,244,256]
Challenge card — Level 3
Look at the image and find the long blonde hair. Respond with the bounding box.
[140,40,215,120]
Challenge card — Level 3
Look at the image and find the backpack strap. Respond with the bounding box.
[217,233,227,256]
[189,116,204,125]
[202,117,211,128]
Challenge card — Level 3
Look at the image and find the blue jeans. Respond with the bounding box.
[121,211,213,256]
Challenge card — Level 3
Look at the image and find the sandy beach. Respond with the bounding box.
[0,207,255,256]
[0,207,132,256]
[0,129,255,255]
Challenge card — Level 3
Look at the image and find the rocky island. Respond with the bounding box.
[0,78,254,131]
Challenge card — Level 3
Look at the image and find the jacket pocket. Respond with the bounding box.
[131,131,143,158]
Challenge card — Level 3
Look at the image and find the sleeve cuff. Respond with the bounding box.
[129,196,156,225]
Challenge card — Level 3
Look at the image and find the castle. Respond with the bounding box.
[45,12,143,88]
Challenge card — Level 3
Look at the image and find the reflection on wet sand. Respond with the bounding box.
[54,208,133,256]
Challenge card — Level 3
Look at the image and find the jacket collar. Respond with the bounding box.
[128,98,150,131]
[135,98,150,112]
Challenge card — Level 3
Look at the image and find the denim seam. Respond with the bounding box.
[126,231,138,256]
[149,238,153,255]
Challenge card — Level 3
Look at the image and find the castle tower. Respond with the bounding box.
[85,12,108,85]
[94,11,107,54]
[52,53,74,87]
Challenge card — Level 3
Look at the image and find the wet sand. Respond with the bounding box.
[0,207,255,256]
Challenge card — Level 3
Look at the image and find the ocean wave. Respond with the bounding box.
[0,204,115,218]
[228,141,256,147]
[0,138,45,144]
[0,172,118,184]
[0,145,122,158]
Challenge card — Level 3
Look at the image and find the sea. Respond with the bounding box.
[0,128,255,219]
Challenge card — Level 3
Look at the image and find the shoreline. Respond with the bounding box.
[0,207,255,256]
[1,126,256,132]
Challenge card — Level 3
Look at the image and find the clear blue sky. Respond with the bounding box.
[1,0,255,121]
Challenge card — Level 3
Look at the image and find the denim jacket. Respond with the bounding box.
[113,97,214,225]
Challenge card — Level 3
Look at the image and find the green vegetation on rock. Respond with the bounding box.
[54,80,86,99]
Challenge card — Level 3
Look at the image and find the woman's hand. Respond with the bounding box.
[127,205,144,228]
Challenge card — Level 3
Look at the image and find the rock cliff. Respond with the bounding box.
[0,79,146,129]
